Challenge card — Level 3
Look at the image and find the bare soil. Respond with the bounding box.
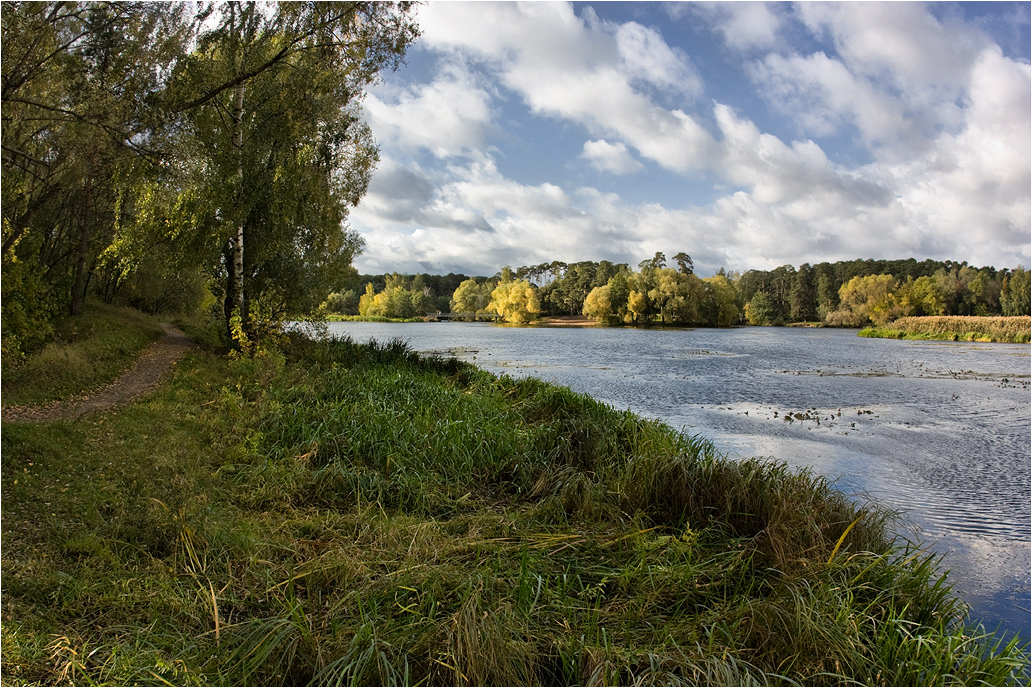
[1,323,196,423]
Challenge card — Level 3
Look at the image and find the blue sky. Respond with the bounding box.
[349,1,1031,277]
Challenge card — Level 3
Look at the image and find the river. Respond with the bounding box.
[316,320,1031,640]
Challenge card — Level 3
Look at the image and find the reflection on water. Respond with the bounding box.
[320,321,1031,638]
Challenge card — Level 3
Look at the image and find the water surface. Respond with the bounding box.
[319,321,1031,638]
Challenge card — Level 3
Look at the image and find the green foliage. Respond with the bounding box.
[900,275,948,316]
[1,1,419,355]
[1,230,58,359]
[1001,267,1031,316]
[319,290,360,316]
[827,274,904,326]
[357,277,437,319]
[703,275,739,327]
[745,291,778,325]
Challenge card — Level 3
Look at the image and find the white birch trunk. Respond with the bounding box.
[231,80,246,318]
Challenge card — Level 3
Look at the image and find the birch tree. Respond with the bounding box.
[169,1,418,344]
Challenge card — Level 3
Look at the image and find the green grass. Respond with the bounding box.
[859,316,1031,343]
[1,302,166,406]
[2,321,1028,685]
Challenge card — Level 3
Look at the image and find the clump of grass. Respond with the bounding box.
[860,315,1031,343]
[2,322,1028,685]
[1,301,166,406]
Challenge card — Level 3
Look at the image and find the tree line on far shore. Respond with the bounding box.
[322,254,1032,326]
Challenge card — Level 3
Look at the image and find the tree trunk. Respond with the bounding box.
[70,171,93,316]
[231,80,246,327]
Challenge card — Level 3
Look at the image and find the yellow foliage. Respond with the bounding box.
[488,280,541,323]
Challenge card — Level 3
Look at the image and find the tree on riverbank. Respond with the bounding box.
[1,1,419,357]
[488,276,541,323]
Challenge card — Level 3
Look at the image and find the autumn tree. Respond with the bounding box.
[582,285,614,323]
[827,274,903,326]
[450,278,493,318]
[489,279,541,323]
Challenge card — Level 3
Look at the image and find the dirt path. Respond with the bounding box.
[1,323,197,423]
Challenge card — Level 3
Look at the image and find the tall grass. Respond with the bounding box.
[859,315,1031,343]
[2,326,1027,685]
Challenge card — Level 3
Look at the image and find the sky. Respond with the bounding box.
[348,1,1031,278]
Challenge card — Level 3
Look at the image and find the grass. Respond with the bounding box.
[859,316,1031,343]
[321,314,425,323]
[1,316,1029,685]
[1,302,166,406]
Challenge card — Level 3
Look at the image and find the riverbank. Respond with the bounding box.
[2,317,1028,685]
[859,315,1031,343]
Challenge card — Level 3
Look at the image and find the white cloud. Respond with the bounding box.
[797,3,985,88]
[417,2,716,173]
[615,21,702,95]
[581,139,644,175]
[363,58,495,157]
[695,2,785,51]
[882,45,1032,266]
[750,51,914,148]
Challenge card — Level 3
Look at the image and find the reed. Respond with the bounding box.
[2,322,1027,686]
[860,315,1031,343]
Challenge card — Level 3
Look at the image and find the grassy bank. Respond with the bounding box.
[322,314,425,323]
[2,323,1028,685]
[1,302,166,407]
[859,315,1031,343]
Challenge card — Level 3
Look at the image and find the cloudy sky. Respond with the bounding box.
[349,1,1031,277]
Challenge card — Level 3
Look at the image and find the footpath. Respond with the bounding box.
[1,323,196,423]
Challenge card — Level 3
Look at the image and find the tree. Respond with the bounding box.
[2,2,193,356]
[650,268,705,325]
[673,251,694,275]
[703,275,739,327]
[900,275,947,316]
[2,1,419,355]
[450,278,492,317]
[829,274,903,326]
[1001,267,1031,316]
[814,263,840,321]
[582,285,614,323]
[626,290,649,324]
[745,291,777,326]
[639,251,666,272]
[789,263,817,322]
[488,279,541,323]
[606,269,631,322]
[167,1,418,344]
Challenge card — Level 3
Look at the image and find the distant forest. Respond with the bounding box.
[320,255,1032,327]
